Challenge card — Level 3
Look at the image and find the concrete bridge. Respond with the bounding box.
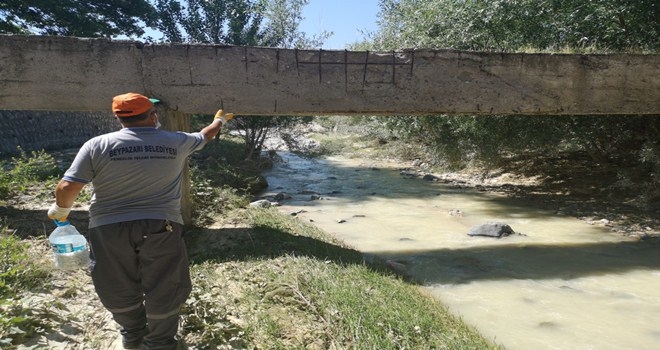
[2,34,659,116]
[2,34,658,225]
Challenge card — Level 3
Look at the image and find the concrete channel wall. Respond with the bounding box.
[1,34,659,116]
[0,111,118,156]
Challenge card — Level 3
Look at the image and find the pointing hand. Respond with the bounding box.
[214,109,234,124]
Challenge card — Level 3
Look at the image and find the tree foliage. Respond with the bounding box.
[154,0,264,45]
[260,0,331,48]
[153,0,329,48]
[0,0,155,37]
[385,115,659,167]
[372,0,659,52]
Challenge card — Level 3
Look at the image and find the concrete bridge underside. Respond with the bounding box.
[1,35,658,116]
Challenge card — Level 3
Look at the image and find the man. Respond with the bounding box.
[48,92,233,350]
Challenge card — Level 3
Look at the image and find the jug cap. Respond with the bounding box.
[53,220,70,227]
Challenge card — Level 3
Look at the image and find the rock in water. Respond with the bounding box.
[468,222,515,238]
[249,199,272,208]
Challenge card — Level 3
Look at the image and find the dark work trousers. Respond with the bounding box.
[87,219,192,350]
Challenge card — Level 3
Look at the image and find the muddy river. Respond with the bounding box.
[260,152,660,350]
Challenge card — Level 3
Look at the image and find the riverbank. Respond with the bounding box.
[426,153,659,240]
[0,141,501,349]
[2,121,657,348]
[302,121,658,240]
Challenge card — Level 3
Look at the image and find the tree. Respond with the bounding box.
[0,0,155,37]
[154,0,325,159]
[154,0,330,47]
[369,0,660,203]
[260,0,330,49]
[231,115,313,160]
[154,0,264,45]
[372,0,659,52]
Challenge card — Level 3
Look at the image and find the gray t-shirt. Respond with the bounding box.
[63,127,206,228]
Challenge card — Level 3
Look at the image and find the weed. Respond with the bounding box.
[0,235,49,298]
[190,168,251,227]
[0,147,61,199]
[0,233,53,347]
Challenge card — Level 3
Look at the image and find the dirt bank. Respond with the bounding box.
[427,152,659,239]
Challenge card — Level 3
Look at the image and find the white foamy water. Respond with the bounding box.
[261,153,660,350]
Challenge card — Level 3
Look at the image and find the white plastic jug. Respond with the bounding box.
[48,221,90,270]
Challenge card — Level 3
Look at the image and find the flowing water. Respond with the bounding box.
[260,152,660,350]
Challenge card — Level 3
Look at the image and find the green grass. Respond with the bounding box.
[181,210,500,349]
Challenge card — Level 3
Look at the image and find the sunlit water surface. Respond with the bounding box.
[260,153,660,350]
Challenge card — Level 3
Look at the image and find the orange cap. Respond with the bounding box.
[112,92,158,117]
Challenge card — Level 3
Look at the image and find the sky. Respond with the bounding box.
[299,0,381,49]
